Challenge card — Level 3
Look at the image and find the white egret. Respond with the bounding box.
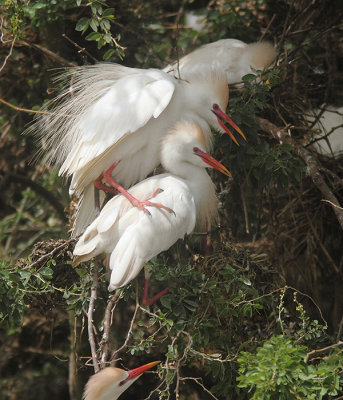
[34,65,244,236]
[83,361,159,400]
[73,121,231,300]
[164,38,277,85]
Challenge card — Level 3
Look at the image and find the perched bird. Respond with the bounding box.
[164,38,277,85]
[305,106,343,157]
[73,121,231,294]
[83,361,159,400]
[34,65,244,236]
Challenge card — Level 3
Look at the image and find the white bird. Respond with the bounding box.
[83,361,159,400]
[164,38,277,85]
[73,121,231,294]
[305,106,343,157]
[35,65,244,236]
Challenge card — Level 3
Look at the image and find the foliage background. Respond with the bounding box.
[1,0,343,399]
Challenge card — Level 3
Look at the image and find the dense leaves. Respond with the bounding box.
[1,0,343,399]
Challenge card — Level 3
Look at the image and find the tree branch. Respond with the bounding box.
[256,116,343,232]
[1,172,67,222]
[88,264,100,373]
[100,290,122,368]
[110,284,140,363]
[15,39,76,67]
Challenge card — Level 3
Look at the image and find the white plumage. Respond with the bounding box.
[73,121,231,291]
[305,106,343,157]
[83,361,159,400]
[164,38,277,85]
[34,65,242,236]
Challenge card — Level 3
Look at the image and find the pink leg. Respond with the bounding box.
[94,172,119,196]
[142,278,169,306]
[103,161,175,216]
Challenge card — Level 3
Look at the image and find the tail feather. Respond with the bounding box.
[245,42,277,69]
[108,230,145,291]
[72,184,103,237]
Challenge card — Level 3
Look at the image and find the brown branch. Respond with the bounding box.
[305,341,343,362]
[99,290,122,368]
[88,264,100,373]
[110,283,140,363]
[256,116,343,232]
[0,172,67,222]
[15,39,76,67]
[0,98,51,115]
[26,238,75,270]
[62,34,99,63]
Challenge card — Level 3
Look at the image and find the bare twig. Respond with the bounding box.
[305,341,343,362]
[180,377,220,400]
[110,283,140,363]
[26,238,75,270]
[88,264,100,373]
[0,172,67,222]
[0,98,51,115]
[100,290,122,367]
[16,39,76,67]
[62,34,98,63]
[256,116,343,232]
[0,37,15,72]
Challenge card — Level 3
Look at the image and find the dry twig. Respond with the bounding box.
[256,116,343,232]
[88,264,100,373]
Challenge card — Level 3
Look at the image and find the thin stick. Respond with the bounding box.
[110,283,140,363]
[256,116,343,232]
[100,290,122,367]
[0,98,51,115]
[88,264,100,373]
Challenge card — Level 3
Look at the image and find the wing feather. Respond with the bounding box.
[59,71,175,175]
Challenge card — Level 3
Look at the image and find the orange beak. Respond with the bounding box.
[212,104,247,146]
[120,361,160,386]
[193,147,232,177]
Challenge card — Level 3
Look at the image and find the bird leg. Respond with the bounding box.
[142,266,169,306]
[103,161,175,216]
[94,172,119,215]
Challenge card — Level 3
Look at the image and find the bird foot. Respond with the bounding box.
[102,163,175,216]
[131,188,176,216]
[94,173,119,195]
[142,278,169,306]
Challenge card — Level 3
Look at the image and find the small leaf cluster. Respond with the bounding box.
[237,335,343,399]
[2,0,25,39]
[0,259,54,333]
[75,0,124,60]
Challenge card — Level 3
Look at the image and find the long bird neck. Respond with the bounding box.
[172,162,218,231]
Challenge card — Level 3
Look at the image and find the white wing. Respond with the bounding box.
[73,175,196,289]
[59,68,176,175]
[164,39,276,85]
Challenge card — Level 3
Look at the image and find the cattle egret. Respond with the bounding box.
[83,361,159,400]
[305,106,343,157]
[34,65,244,236]
[73,121,231,294]
[164,38,277,85]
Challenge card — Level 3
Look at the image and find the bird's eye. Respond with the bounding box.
[212,103,219,110]
[193,147,199,153]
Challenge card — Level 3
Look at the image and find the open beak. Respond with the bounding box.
[194,148,231,177]
[120,361,160,386]
[212,104,247,146]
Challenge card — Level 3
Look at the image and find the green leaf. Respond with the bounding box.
[103,8,115,17]
[75,17,89,31]
[85,32,101,41]
[103,48,115,60]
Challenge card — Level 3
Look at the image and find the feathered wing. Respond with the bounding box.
[73,175,196,290]
[59,70,176,176]
[164,39,276,84]
[30,65,175,173]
